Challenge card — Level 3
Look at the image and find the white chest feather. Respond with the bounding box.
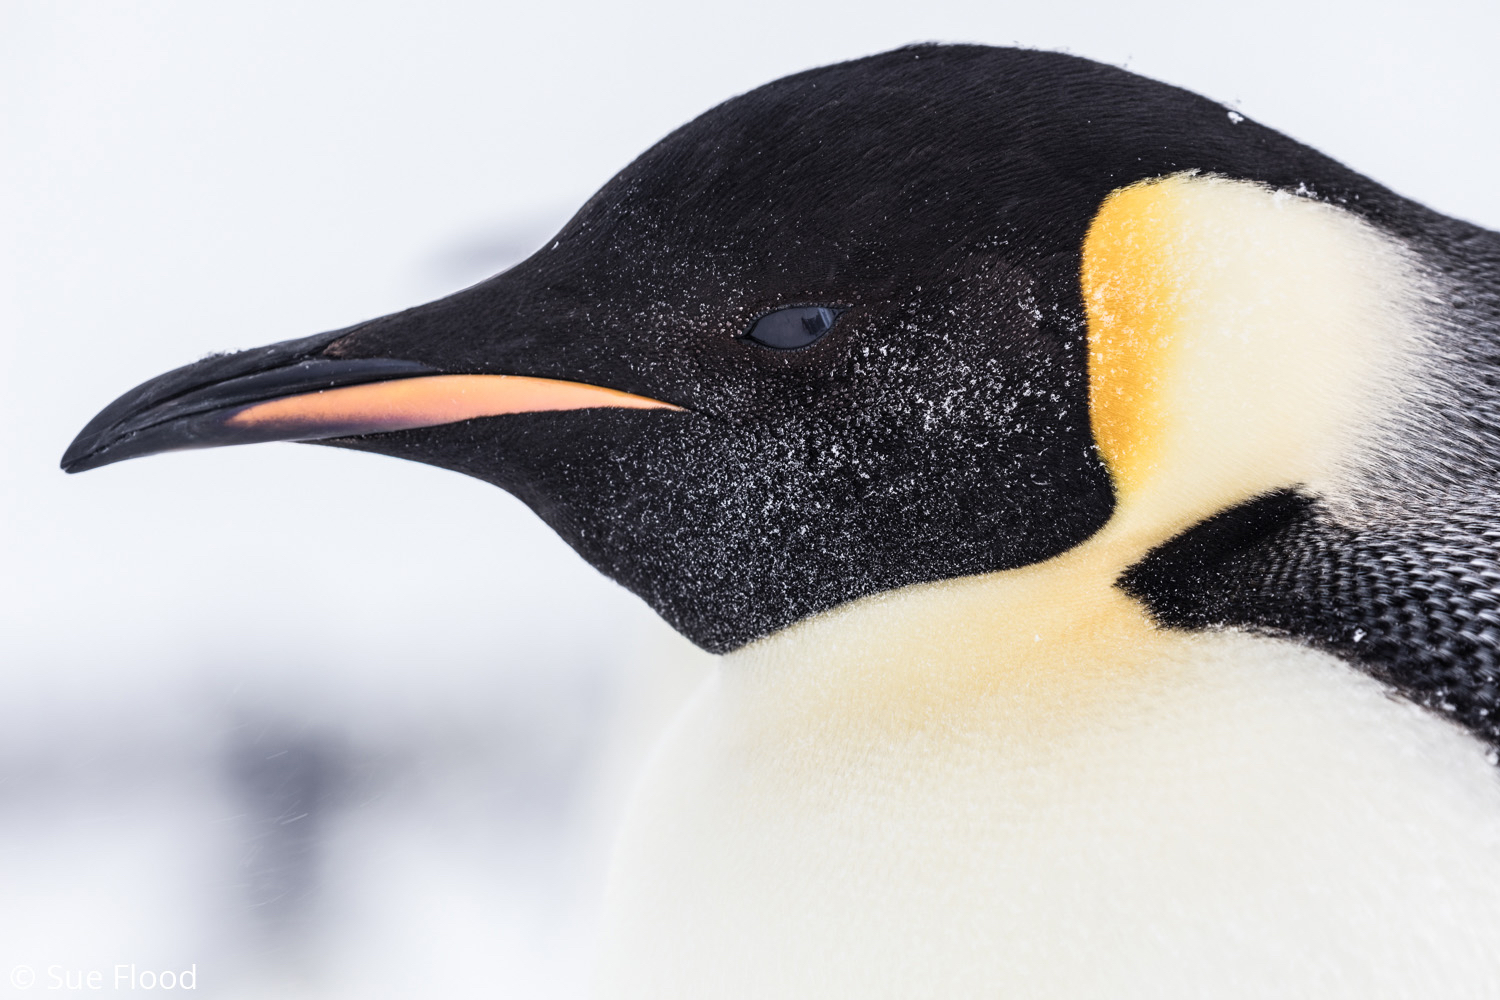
[597,592,1500,998]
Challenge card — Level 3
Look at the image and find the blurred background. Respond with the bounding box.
[3,0,1498,996]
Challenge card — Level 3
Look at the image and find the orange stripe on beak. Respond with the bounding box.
[224,374,682,439]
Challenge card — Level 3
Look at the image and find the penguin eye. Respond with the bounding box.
[743,306,845,350]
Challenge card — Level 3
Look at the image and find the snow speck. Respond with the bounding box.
[1227,111,1245,124]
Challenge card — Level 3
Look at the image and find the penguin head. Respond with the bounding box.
[61,44,1434,654]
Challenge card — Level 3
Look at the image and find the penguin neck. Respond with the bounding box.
[723,526,1171,742]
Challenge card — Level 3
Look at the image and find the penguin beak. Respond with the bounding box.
[60,328,681,474]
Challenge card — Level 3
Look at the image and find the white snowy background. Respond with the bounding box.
[3,0,1498,996]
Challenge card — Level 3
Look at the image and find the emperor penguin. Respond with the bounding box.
[63,44,1500,998]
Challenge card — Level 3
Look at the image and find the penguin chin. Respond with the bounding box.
[320,394,1115,655]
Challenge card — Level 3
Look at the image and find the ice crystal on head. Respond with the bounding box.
[1227,111,1245,124]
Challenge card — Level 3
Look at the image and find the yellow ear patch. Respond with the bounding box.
[1081,178,1188,497]
[1079,173,1413,532]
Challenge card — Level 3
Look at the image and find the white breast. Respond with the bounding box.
[595,591,1500,998]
